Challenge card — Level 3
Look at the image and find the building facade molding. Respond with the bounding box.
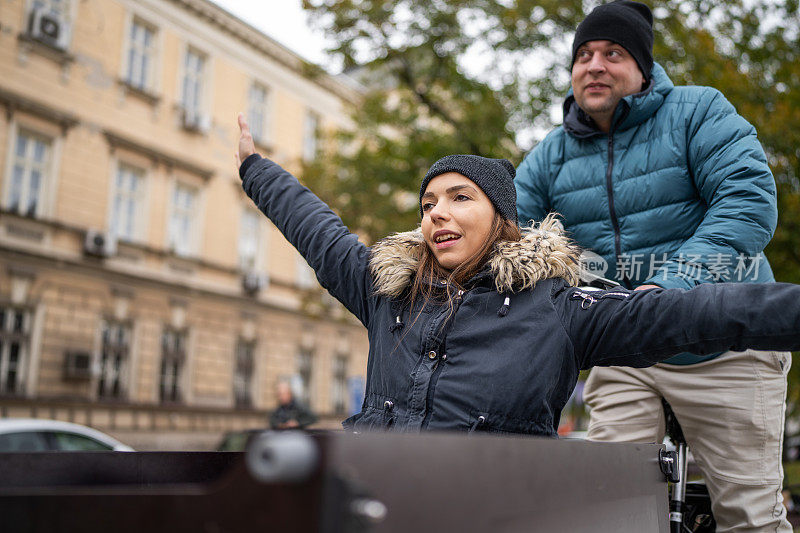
[16,33,77,70]
[0,86,79,133]
[102,130,214,181]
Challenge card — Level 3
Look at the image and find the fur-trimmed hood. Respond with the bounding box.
[369,214,582,297]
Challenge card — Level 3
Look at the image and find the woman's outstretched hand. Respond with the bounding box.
[236,112,256,169]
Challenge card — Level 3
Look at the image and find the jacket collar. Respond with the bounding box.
[368,214,581,298]
[563,62,674,138]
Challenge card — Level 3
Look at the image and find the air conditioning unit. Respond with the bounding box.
[242,271,265,294]
[63,351,92,380]
[84,229,117,257]
[182,110,211,133]
[27,8,70,51]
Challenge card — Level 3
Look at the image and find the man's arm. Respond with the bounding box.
[269,408,285,429]
[645,89,777,289]
[515,137,558,226]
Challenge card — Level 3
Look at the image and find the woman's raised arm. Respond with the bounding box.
[235,114,374,326]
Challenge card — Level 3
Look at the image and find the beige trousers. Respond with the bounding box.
[584,349,792,533]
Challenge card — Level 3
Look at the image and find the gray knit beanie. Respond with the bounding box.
[419,154,517,223]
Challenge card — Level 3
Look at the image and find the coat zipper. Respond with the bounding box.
[604,132,630,289]
[571,291,597,309]
[421,289,464,430]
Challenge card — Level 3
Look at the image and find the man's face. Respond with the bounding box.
[277,383,293,405]
[571,40,645,122]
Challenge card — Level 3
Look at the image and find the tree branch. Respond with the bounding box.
[396,56,484,156]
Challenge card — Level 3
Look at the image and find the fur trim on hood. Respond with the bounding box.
[369,214,582,298]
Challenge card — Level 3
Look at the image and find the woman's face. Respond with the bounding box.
[421,172,496,271]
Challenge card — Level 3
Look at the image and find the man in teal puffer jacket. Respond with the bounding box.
[515,1,791,531]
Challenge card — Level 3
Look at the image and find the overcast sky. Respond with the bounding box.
[209,0,337,70]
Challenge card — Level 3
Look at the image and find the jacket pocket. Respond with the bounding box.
[766,350,791,375]
[599,290,632,300]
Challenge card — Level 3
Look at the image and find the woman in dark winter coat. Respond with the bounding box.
[235,114,800,437]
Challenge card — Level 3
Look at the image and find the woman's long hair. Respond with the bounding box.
[408,212,522,312]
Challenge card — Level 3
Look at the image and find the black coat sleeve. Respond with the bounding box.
[551,281,800,370]
[241,155,373,326]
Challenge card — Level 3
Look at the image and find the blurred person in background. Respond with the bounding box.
[515,1,790,530]
[269,381,317,430]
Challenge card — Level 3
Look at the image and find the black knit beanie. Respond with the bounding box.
[419,154,517,224]
[571,0,654,81]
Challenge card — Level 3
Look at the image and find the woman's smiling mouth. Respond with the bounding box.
[433,231,462,249]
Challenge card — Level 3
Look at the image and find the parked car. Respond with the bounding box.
[215,428,264,451]
[215,428,327,451]
[0,418,134,452]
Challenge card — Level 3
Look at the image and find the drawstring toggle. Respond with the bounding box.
[498,297,511,317]
[389,315,405,332]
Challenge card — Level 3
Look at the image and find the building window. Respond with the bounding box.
[181,48,206,119]
[297,349,313,405]
[238,209,261,271]
[6,130,51,217]
[126,19,156,91]
[98,321,129,399]
[167,183,197,256]
[233,340,254,407]
[0,306,30,396]
[110,163,144,242]
[160,329,185,403]
[332,355,348,415]
[248,83,270,145]
[302,111,319,161]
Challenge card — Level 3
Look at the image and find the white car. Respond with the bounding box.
[0,418,134,452]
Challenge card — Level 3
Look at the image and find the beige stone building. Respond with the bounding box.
[0,0,369,449]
